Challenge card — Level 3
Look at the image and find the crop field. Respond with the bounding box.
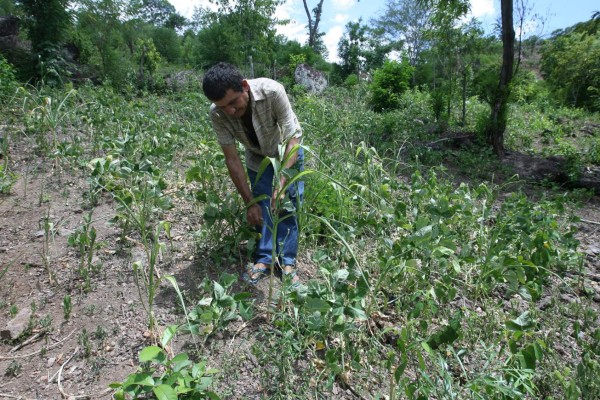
[0,82,599,399]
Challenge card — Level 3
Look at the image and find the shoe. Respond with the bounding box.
[243,262,268,285]
[282,265,301,289]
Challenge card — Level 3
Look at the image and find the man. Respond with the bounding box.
[202,62,304,286]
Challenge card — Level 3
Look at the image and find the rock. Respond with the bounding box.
[294,63,328,94]
[0,15,19,37]
[1,307,33,340]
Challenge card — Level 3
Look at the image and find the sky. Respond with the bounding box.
[168,0,599,62]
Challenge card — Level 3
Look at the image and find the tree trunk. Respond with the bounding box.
[303,0,324,52]
[487,0,515,156]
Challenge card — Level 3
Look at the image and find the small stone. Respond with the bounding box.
[47,357,56,367]
[593,294,600,303]
[1,307,33,340]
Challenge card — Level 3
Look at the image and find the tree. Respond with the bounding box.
[302,0,324,54]
[192,0,282,74]
[420,0,514,155]
[73,0,134,87]
[486,0,515,155]
[540,29,600,110]
[370,0,433,68]
[337,20,368,78]
[369,59,414,112]
[337,20,391,81]
[17,0,72,82]
[129,0,186,30]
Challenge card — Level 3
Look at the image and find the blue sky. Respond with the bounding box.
[169,0,599,62]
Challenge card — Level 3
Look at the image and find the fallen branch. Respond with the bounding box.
[0,329,76,360]
[581,218,600,226]
[57,347,88,399]
[10,331,46,353]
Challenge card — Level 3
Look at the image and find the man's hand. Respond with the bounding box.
[247,203,263,226]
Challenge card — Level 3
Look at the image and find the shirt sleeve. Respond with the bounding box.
[272,84,302,141]
[209,105,236,146]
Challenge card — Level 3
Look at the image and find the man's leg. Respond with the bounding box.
[278,148,304,270]
[247,164,274,267]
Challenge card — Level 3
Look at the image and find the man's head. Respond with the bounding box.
[202,62,250,118]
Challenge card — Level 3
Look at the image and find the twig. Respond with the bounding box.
[10,331,46,353]
[581,218,600,226]
[229,313,264,346]
[0,329,77,360]
[57,347,88,399]
[0,395,35,400]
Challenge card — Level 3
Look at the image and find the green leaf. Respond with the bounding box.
[394,356,408,383]
[426,311,462,350]
[161,325,177,348]
[185,166,201,183]
[153,384,178,400]
[506,311,534,331]
[332,269,349,283]
[346,306,368,321]
[139,346,166,363]
[306,297,331,313]
[213,281,225,300]
[130,372,155,386]
[220,272,237,289]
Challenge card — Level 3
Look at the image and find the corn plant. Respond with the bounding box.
[67,211,97,291]
[40,210,56,285]
[255,142,314,312]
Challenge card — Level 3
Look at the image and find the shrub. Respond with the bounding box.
[0,55,18,102]
[368,59,414,112]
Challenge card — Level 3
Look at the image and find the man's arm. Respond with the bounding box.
[221,144,262,226]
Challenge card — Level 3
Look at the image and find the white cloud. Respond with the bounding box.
[469,0,495,18]
[168,0,214,19]
[275,1,308,43]
[332,0,356,11]
[324,25,345,63]
[334,13,350,23]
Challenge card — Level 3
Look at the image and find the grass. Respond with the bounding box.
[1,81,599,398]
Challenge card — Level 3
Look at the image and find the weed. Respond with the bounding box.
[4,360,22,377]
[63,295,72,320]
[79,328,92,358]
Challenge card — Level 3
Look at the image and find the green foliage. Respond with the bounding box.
[369,60,414,112]
[184,274,253,340]
[110,345,220,399]
[192,0,282,71]
[17,0,71,83]
[0,55,18,101]
[150,27,182,63]
[541,29,600,111]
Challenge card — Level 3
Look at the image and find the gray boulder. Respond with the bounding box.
[294,63,327,94]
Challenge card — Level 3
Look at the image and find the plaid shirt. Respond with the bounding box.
[209,78,303,172]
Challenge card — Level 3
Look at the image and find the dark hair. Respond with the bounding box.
[202,62,245,101]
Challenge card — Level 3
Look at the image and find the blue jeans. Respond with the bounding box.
[247,148,304,267]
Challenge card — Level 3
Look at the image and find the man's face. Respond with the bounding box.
[214,80,250,118]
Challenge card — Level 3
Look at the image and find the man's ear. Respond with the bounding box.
[242,79,250,91]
